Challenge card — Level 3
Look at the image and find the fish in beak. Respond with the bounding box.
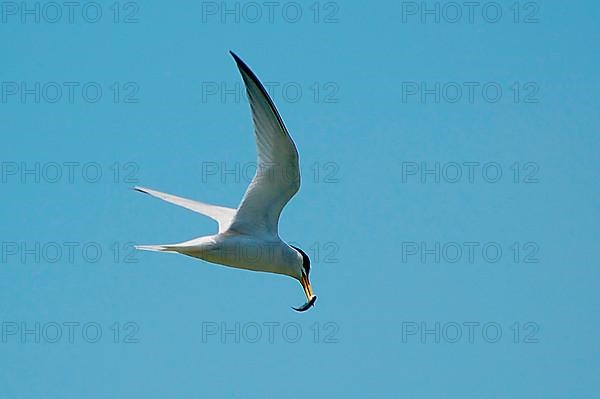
[292,273,317,312]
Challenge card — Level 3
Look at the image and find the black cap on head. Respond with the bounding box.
[291,245,310,276]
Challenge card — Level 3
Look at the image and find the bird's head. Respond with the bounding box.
[290,245,316,312]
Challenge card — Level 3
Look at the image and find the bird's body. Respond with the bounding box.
[138,230,302,279]
[134,51,316,311]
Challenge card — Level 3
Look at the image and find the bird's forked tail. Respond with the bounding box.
[135,244,179,253]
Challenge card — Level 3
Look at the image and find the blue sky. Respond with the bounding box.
[1,0,598,397]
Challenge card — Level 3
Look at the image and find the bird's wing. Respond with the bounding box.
[227,51,300,236]
[134,186,236,233]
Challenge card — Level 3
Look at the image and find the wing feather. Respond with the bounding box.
[227,52,301,236]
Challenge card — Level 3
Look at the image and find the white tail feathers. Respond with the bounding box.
[132,186,236,233]
[135,245,177,253]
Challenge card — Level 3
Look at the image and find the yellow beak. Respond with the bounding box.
[292,273,317,312]
[301,273,314,300]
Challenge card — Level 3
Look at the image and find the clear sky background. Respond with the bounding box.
[1,0,598,397]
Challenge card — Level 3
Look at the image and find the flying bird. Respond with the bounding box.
[134,51,316,312]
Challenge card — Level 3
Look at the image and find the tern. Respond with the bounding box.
[134,51,317,312]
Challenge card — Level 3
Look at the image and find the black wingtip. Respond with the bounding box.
[227,50,289,135]
[229,50,254,77]
[229,50,242,64]
[132,187,148,195]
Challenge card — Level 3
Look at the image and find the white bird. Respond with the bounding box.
[134,51,316,312]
